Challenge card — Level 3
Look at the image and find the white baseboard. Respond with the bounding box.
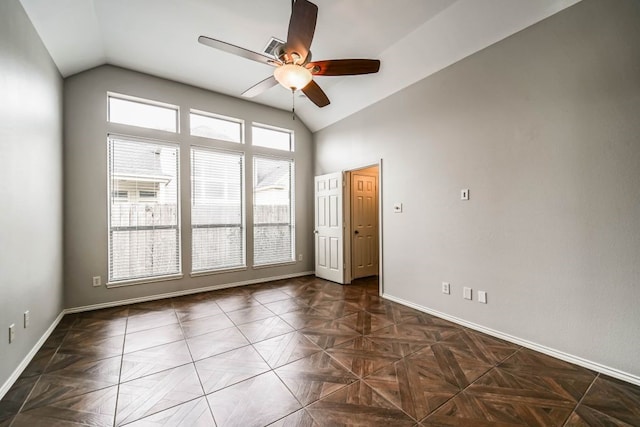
[383,293,640,387]
[0,271,314,400]
[66,271,315,314]
[0,311,65,400]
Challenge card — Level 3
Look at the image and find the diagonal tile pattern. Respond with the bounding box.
[253,331,322,369]
[195,345,270,394]
[326,336,402,378]
[207,371,301,427]
[275,351,358,405]
[116,364,203,426]
[568,375,640,426]
[306,380,415,426]
[124,397,215,426]
[1,275,638,427]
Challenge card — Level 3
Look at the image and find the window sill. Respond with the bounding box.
[190,266,248,277]
[252,261,297,270]
[106,273,183,288]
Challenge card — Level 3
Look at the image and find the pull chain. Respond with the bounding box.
[292,89,296,120]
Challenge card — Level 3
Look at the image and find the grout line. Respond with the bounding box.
[561,372,600,427]
[112,311,129,427]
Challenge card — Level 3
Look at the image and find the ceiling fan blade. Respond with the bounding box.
[309,59,381,76]
[242,75,278,98]
[198,36,278,66]
[286,0,318,62]
[302,80,330,108]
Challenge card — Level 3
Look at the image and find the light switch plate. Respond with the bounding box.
[463,287,472,300]
[393,203,403,213]
[461,189,470,200]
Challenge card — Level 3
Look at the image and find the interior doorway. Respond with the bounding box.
[344,164,380,285]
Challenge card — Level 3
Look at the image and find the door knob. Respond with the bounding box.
[354,230,359,234]
[314,230,319,234]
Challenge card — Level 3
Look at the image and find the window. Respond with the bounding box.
[253,156,295,265]
[190,111,243,143]
[112,190,128,202]
[108,95,178,133]
[108,136,181,284]
[252,124,294,151]
[139,190,157,199]
[191,147,245,272]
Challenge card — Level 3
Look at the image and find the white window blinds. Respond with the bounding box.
[253,156,295,265]
[191,147,245,272]
[108,137,181,283]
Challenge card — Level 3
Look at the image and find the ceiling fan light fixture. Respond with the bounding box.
[274,64,312,91]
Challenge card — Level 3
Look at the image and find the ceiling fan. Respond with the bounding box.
[198,0,380,108]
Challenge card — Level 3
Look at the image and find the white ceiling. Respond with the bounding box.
[20,0,581,132]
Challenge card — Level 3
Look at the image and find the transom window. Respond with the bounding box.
[252,124,294,152]
[108,94,178,133]
[190,110,243,143]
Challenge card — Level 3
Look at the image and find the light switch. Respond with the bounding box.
[461,189,469,200]
[393,203,403,213]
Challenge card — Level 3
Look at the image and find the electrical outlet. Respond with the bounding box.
[442,282,450,295]
[298,254,303,261]
[24,311,30,328]
[9,324,15,343]
[463,287,472,300]
[92,276,101,287]
[478,291,487,304]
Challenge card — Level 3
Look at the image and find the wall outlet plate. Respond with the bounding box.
[92,276,101,287]
[9,324,15,343]
[463,287,472,300]
[442,282,450,294]
[24,311,30,328]
[478,291,487,304]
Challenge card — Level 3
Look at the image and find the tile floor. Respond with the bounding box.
[0,276,638,426]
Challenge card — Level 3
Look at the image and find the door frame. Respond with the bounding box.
[343,160,383,296]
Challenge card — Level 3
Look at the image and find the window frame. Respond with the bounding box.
[106,134,183,287]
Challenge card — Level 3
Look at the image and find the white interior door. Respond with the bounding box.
[314,172,344,284]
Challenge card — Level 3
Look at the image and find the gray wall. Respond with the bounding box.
[315,0,640,378]
[0,0,64,391]
[64,65,314,308]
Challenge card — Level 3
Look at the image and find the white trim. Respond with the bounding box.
[190,266,248,277]
[382,293,640,387]
[0,311,65,400]
[69,271,314,314]
[106,273,184,288]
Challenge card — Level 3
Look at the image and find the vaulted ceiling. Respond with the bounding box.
[20,0,581,131]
